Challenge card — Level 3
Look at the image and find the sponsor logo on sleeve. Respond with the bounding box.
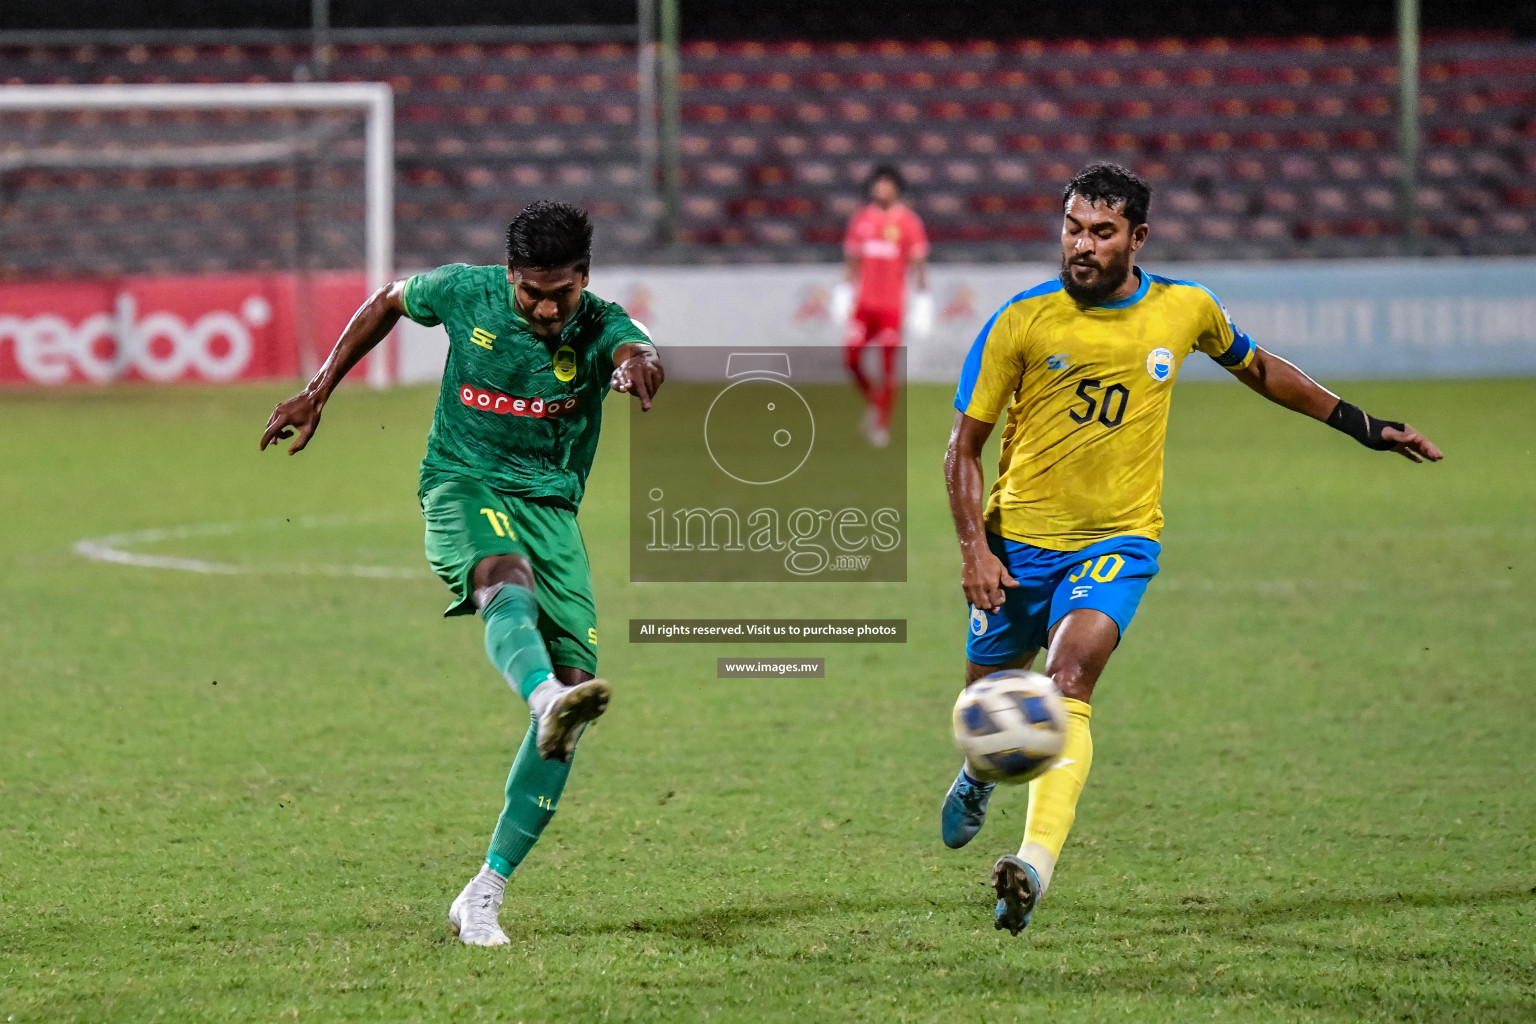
[1146,347,1174,382]
[459,384,579,417]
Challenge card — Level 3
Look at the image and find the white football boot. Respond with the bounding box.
[533,678,610,762]
[861,407,880,444]
[448,868,511,947]
[860,407,890,448]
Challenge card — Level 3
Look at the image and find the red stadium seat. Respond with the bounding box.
[794,162,836,186]
[1261,188,1300,213]
[4,34,1533,269]
[1491,212,1528,233]
[1360,186,1395,211]
[1002,223,1049,241]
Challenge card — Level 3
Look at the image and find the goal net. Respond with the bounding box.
[0,83,395,386]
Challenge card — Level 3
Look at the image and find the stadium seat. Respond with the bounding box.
[5,35,1534,269]
[1310,186,1348,211]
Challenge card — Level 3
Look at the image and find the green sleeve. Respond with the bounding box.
[596,300,653,365]
[402,264,469,328]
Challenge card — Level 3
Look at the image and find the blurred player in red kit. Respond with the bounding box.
[837,165,930,447]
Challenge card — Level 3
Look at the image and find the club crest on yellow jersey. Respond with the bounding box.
[1146,347,1174,382]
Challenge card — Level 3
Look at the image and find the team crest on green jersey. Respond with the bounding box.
[553,345,578,382]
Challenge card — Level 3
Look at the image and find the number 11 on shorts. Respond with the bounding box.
[480,508,515,540]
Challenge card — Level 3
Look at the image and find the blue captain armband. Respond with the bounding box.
[1213,329,1255,367]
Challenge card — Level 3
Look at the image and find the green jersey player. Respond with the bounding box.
[260,201,664,946]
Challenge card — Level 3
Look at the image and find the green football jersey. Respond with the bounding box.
[403,263,649,508]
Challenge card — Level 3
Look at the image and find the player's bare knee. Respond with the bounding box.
[472,553,535,607]
[1050,662,1097,703]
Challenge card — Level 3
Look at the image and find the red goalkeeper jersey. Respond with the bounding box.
[844,203,929,314]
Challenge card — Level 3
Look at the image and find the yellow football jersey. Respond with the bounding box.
[954,269,1256,550]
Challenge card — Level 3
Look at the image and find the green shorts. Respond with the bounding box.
[420,477,599,674]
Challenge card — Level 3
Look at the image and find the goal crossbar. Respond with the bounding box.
[0,82,395,386]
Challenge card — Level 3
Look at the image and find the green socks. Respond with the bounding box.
[482,584,556,701]
[485,712,574,876]
[479,583,568,877]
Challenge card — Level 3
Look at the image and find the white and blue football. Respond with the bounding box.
[951,670,1069,784]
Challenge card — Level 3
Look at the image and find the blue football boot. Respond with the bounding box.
[940,767,996,849]
[992,854,1042,936]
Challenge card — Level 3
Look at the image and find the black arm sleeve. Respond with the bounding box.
[1326,400,1404,451]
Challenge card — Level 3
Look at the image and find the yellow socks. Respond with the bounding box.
[1020,696,1093,892]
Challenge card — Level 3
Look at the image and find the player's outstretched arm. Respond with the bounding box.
[609,342,664,412]
[259,279,410,454]
[946,412,1019,612]
[1228,346,1443,464]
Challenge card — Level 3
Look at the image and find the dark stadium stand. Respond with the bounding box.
[2,34,1533,276]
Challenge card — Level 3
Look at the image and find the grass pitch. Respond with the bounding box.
[2,377,1534,1022]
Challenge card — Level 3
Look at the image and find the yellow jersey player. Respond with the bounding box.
[940,163,1443,936]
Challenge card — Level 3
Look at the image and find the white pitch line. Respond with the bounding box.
[72,513,427,580]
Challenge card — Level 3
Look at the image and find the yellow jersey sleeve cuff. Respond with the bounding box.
[959,403,1000,424]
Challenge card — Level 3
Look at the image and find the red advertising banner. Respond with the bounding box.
[0,272,370,385]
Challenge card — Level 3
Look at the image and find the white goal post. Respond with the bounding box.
[0,82,395,387]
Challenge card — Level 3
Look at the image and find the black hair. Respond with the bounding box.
[505,200,593,271]
[1062,162,1152,227]
[865,163,906,195]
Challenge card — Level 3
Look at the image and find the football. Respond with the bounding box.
[952,670,1069,784]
